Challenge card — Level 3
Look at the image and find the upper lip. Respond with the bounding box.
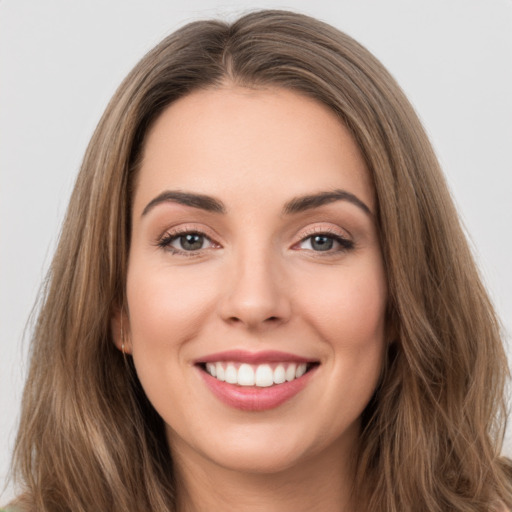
[196,350,318,365]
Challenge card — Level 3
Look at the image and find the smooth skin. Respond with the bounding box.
[114,86,388,511]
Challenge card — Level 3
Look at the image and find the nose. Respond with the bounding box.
[218,249,292,331]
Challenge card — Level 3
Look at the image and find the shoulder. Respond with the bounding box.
[1,505,26,512]
[1,495,32,512]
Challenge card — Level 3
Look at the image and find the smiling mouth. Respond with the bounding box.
[197,361,319,387]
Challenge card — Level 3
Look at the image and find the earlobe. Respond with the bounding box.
[111,308,132,355]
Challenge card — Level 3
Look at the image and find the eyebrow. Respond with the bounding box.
[141,188,372,217]
[142,190,226,216]
[282,189,372,216]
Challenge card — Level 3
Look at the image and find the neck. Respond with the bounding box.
[172,437,359,512]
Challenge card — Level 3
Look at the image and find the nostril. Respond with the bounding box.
[227,315,279,323]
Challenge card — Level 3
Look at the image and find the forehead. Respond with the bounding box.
[134,86,374,215]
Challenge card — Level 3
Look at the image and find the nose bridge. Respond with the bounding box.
[219,236,291,328]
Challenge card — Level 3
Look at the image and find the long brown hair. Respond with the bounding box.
[8,9,512,511]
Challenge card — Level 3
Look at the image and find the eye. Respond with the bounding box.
[298,233,354,253]
[158,231,217,253]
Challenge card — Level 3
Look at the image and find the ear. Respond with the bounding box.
[111,307,132,355]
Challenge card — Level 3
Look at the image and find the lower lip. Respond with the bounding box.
[198,365,317,411]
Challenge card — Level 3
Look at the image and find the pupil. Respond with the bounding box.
[181,233,203,250]
[312,235,333,251]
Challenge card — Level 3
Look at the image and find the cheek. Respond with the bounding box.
[124,263,220,420]
[298,260,387,428]
[126,262,221,350]
[297,258,387,349]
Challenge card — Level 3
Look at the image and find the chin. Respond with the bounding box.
[207,442,311,475]
[169,416,358,478]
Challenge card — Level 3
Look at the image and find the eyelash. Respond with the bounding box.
[156,227,218,257]
[294,227,354,255]
[156,227,354,257]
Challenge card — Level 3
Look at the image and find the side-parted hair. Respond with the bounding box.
[9,9,512,512]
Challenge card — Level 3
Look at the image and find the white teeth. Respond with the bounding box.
[273,364,286,384]
[285,363,297,382]
[215,362,225,381]
[296,363,307,378]
[206,363,216,378]
[238,363,255,386]
[255,364,274,387]
[204,361,312,387]
[225,363,238,384]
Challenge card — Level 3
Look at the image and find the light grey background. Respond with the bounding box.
[1,0,511,502]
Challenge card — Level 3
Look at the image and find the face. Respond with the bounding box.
[119,86,388,476]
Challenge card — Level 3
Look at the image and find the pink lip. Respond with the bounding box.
[196,349,313,365]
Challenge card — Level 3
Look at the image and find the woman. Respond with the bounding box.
[4,9,511,512]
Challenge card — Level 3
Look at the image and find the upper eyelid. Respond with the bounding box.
[295,224,351,241]
[158,224,221,242]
